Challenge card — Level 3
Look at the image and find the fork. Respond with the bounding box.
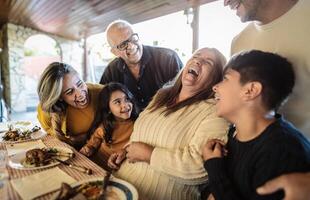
[98,171,112,200]
[54,158,92,175]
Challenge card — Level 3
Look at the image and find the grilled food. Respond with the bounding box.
[2,125,41,141]
[55,180,118,200]
[23,148,59,167]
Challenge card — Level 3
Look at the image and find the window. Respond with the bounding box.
[23,34,61,111]
[199,1,248,59]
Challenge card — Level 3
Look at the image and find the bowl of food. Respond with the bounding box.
[54,176,138,200]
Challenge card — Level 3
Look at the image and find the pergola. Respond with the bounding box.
[0,0,217,118]
[0,0,216,40]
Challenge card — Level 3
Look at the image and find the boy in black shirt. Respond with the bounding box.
[202,50,310,200]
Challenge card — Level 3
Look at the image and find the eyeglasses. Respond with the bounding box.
[112,33,139,51]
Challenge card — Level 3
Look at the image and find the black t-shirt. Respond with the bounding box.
[204,115,310,200]
[100,45,183,110]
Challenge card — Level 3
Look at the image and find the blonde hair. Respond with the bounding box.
[37,62,77,113]
[37,62,79,139]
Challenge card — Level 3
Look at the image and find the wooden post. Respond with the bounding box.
[83,36,88,81]
[191,6,200,53]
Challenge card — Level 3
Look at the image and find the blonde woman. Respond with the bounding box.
[37,62,103,149]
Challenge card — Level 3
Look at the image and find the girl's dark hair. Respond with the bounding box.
[226,50,295,111]
[87,82,139,144]
[148,47,226,116]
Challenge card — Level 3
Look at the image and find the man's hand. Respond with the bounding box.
[257,172,310,200]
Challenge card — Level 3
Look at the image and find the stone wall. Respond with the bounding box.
[0,23,84,113]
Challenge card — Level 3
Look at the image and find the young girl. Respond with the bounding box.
[202,50,310,200]
[79,82,139,170]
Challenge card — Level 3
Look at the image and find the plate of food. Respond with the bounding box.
[8,146,74,170]
[53,176,138,200]
[0,121,46,143]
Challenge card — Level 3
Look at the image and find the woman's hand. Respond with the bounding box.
[202,139,227,161]
[126,142,154,164]
[108,149,127,170]
[56,133,87,150]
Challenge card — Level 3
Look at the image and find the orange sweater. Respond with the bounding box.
[81,120,134,169]
[37,83,103,137]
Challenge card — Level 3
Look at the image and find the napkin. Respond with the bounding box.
[10,167,76,200]
[5,140,46,156]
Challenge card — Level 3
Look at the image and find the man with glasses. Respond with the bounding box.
[99,20,183,110]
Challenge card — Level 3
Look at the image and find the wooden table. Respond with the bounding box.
[0,135,108,199]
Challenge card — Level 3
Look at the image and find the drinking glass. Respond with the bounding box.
[0,150,9,199]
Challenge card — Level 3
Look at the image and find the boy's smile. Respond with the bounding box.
[213,69,244,121]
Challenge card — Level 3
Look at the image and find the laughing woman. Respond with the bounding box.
[37,62,103,149]
[108,48,229,200]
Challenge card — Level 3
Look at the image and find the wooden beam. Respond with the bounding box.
[83,36,88,81]
[191,6,199,53]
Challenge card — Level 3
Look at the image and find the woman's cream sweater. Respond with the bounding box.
[115,99,229,200]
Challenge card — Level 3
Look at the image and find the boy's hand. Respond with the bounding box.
[202,139,226,161]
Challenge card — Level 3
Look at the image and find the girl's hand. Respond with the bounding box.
[108,149,127,170]
[202,139,226,161]
[79,146,94,157]
[126,142,154,164]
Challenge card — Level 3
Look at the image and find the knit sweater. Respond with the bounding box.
[231,0,310,137]
[37,83,103,137]
[115,99,229,200]
[204,115,310,200]
[82,120,134,169]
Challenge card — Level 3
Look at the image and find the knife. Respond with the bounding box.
[50,152,75,158]
[54,158,93,175]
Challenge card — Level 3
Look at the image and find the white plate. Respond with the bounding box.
[0,129,47,144]
[53,176,138,200]
[0,121,46,143]
[8,146,73,170]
